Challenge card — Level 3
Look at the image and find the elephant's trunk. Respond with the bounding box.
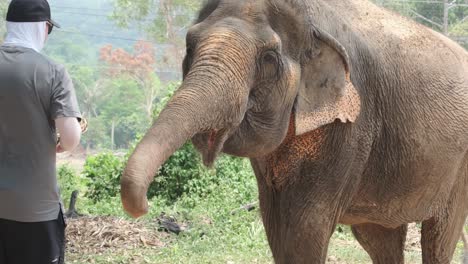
[120,108,194,218]
[121,33,254,218]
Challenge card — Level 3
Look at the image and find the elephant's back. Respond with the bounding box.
[339,0,468,119]
[322,0,468,228]
[311,0,468,140]
[325,0,462,58]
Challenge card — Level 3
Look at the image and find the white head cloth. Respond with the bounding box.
[3,21,47,52]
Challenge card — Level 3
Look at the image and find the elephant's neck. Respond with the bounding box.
[263,114,327,191]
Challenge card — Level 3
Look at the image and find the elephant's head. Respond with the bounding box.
[121,0,361,218]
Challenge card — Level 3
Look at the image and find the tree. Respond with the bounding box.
[99,76,145,150]
[0,1,8,42]
[100,40,163,121]
[67,66,108,150]
[110,0,203,71]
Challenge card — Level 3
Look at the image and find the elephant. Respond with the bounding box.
[120,0,468,263]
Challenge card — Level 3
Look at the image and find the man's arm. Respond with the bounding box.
[55,117,81,152]
[50,65,83,152]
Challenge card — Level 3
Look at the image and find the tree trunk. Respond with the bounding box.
[443,0,449,35]
[159,0,184,70]
[111,119,115,150]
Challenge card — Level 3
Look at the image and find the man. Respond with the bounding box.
[0,0,82,263]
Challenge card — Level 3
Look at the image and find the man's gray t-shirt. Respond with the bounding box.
[0,46,81,222]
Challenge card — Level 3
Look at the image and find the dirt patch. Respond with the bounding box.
[405,223,422,252]
[66,216,166,255]
[57,146,87,173]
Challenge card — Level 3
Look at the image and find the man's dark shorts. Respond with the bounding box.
[0,210,66,264]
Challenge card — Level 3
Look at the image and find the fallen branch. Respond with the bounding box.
[230,201,259,215]
[65,190,85,219]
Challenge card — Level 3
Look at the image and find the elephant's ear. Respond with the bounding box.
[295,28,361,136]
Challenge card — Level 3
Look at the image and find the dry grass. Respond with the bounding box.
[66,216,166,256]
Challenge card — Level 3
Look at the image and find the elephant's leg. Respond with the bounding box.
[351,223,407,264]
[260,192,338,264]
[257,179,355,264]
[421,215,467,264]
[421,170,468,264]
[421,212,468,263]
[250,128,365,264]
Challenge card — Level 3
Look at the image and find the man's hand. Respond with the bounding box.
[80,118,88,133]
[56,143,65,153]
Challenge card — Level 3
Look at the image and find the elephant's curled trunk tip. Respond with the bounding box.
[120,174,150,218]
[120,114,192,218]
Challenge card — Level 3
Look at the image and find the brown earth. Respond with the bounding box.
[66,216,167,255]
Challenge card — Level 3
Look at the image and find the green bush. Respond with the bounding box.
[185,155,254,199]
[213,155,256,202]
[149,142,206,202]
[82,153,124,202]
[146,140,255,205]
[81,133,255,206]
[57,164,81,205]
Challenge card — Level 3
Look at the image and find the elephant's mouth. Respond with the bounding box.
[192,128,231,167]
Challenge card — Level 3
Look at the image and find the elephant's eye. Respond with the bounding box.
[183,46,195,79]
[258,50,283,81]
[262,50,278,64]
[186,46,194,55]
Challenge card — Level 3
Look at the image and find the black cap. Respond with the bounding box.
[6,0,60,28]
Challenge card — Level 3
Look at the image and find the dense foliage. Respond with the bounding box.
[151,142,205,202]
[67,139,255,206]
[57,165,83,206]
[82,153,124,202]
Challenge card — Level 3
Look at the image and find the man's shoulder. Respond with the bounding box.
[34,53,66,73]
[33,54,70,80]
[1,46,66,73]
